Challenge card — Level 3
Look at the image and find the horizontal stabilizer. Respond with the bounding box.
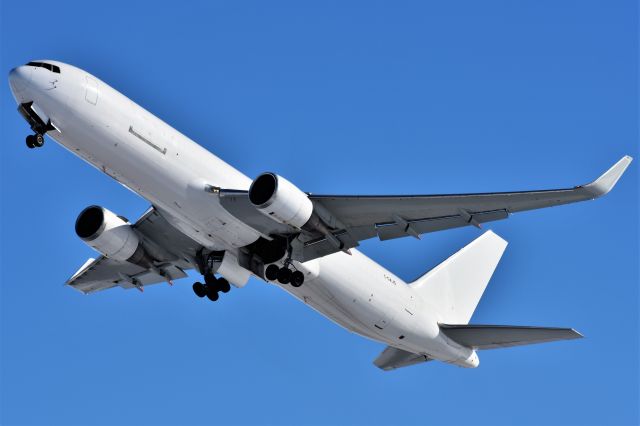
[373,346,432,371]
[440,324,583,350]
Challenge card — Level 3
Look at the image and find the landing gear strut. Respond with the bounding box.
[26,133,44,149]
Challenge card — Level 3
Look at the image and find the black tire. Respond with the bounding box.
[192,282,206,298]
[217,278,231,293]
[290,271,304,288]
[277,267,292,284]
[34,133,44,147]
[265,264,279,281]
[206,285,219,301]
[26,135,35,149]
[204,273,217,287]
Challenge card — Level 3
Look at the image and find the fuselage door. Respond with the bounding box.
[85,76,98,105]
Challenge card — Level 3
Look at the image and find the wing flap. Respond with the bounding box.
[440,324,583,350]
[66,256,188,294]
[375,209,509,241]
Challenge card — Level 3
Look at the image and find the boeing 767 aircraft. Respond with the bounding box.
[8,60,632,370]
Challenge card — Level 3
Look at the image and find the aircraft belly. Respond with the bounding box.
[280,250,414,344]
[282,280,382,342]
[282,249,474,363]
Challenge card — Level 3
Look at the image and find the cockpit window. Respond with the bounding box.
[26,61,61,74]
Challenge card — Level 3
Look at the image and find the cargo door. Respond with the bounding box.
[85,76,98,105]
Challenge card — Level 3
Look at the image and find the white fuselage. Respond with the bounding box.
[8,60,478,367]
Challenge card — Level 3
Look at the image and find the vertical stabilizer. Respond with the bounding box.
[410,231,507,324]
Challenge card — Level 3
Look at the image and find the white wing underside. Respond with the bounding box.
[66,208,200,294]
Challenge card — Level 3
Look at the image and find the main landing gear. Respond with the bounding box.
[263,237,305,287]
[192,273,231,302]
[26,133,44,149]
[264,264,305,287]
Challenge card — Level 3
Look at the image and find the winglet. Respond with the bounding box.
[583,155,633,198]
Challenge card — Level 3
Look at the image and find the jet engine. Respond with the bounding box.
[75,205,142,262]
[248,172,346,251]
[248,172,313,229]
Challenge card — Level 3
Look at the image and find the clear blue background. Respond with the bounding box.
[1,1,638,425]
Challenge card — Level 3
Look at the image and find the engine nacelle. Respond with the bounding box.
[249,173,313,229]
[75,205,141,262]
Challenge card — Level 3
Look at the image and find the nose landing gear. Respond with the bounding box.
[25,133,44,149]
[192,273,231,302]
[18,102,54,149]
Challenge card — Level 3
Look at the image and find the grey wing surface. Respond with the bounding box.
[311,155,632,241]
[373,346,432,371]
[67,207,200,294]
[219,156,631,262]
[439,324,583,350]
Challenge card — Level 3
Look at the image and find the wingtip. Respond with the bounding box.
[583,155,633,197]
[570,328,584,339]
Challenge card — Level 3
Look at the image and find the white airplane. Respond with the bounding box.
[8,60,632,370]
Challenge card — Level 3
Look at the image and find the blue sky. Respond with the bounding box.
[1,1,637,425]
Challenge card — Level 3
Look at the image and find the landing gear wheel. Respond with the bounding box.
[204,273,217,287]
[217,278,231,293]
[206,285,219,301]
[277,267,292,284]
[34,133,44,147]
[265,264,279,281]
[290,271,305,288]
[26,135,35,149]
[192,282,206,298]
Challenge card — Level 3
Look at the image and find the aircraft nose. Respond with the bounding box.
[8,66,31,101]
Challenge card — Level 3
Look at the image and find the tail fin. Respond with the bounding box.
[409,230,507,324]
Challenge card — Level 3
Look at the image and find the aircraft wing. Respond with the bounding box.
[66,207,199,294]
[220,156,632,262]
